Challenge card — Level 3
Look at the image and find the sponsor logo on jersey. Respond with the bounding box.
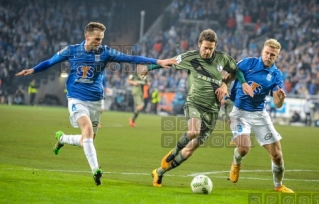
[248,81,262,94]
[76,66,94,78]
[75,78,94,83]
[197,74,222,85]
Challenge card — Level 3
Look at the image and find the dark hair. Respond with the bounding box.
[198,29,218,44]
[85,22,106,34]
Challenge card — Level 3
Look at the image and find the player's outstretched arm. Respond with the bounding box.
[15,68,34,76]
[156,58,177,68]
[16,53,67,77]
[138,58,177,78]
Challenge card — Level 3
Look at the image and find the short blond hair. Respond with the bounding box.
[84,22,106,34]
[264,39,281,50]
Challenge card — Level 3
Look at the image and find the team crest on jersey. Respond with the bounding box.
[248,81,262,94]
[95,55,100,62]
[266,74,272,81]
[217,65,223,72]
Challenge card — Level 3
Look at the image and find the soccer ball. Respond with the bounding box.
[190,175,213,194]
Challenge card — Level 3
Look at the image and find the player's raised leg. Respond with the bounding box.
[53,131,83,155]
[161,132,191,170]
[161,109,202,169]
[53,131,65,155]
[153,116,202,186]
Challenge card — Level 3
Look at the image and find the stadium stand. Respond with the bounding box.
[0,0,318,124]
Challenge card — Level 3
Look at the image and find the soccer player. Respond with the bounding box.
[15,22,177,186]
[227,39,294,193]
[139,29,253,187]
[127,72,148,127]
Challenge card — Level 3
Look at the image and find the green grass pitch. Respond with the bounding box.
[0,105,318,203]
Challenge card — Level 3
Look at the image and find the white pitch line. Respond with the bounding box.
[187,169,319,177]
[7,168,319,182]
[210,176,319,182]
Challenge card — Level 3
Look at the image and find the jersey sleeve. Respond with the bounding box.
[222,55,238,74]
[33,46,70,73]
[105,46,157,64]
[236,58,251,73]
[171,53,191,71]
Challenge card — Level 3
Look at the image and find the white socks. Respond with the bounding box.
[59,134,99,173]
[61,134,81,146]
[232,148,284,188]
[82,138,99,173]
[272,162,284,188]
[233,147,244,165]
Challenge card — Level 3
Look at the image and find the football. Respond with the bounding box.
[190,175,213,194]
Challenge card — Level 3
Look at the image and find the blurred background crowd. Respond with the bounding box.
[0,0,318,123]
[133,0,319,96]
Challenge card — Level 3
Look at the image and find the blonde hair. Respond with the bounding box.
[264,39,281,50]
[84,22,106,34]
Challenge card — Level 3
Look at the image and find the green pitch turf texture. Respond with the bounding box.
[0,105,318,204]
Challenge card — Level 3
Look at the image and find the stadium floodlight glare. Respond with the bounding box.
[60,72,68,78]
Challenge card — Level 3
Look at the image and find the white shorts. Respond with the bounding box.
[229,106,282,146]
[68,98,102,134]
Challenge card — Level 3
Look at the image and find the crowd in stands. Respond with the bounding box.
[119,0,319,97]
[0,0,127,103]
[0,0,318,105]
